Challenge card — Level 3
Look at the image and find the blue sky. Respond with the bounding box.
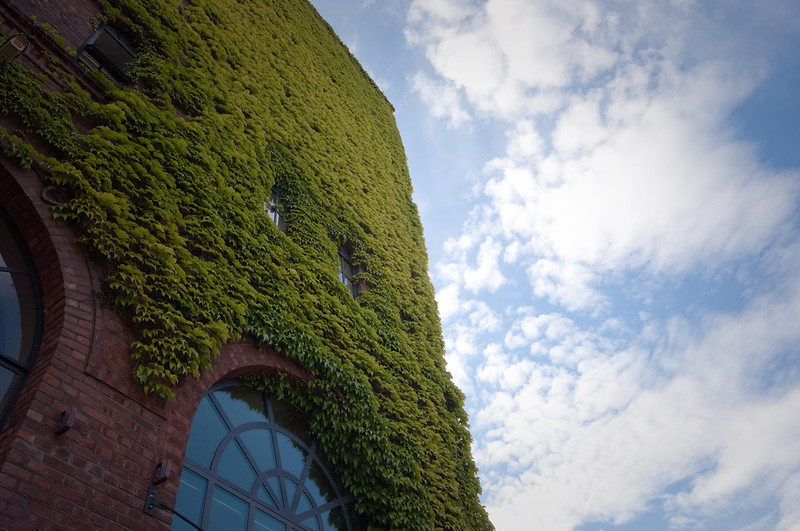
[308,1,800,529]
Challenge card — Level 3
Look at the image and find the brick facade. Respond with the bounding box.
[0,2,316,520]
[1,0,99,52]
[0,162,310,530]
[0,0,432,527]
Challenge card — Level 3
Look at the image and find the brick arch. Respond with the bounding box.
[166,340,312,447]
[0,166,84,451]
[175,340,307,404]
[155,340,313,508]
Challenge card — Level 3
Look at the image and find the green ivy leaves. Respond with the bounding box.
[0,4,492,529]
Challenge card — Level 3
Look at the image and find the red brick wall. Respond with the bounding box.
[1,2,317,526]
[1,0,100,52]
[0,164,311,529]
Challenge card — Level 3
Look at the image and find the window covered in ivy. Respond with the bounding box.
[337,247,357,298]
[264,187,285,232]
[0,207,41,430]
[77,25,135,84]
[172,382,357,531]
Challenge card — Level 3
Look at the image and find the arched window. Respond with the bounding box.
[172,383,357,531]
[0,207,42,429]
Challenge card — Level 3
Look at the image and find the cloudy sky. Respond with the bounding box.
[308,1,800,529]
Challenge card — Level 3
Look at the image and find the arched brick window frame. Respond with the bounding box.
[0,169,74,450]
[151,341,321,527]
[170,378,357,530]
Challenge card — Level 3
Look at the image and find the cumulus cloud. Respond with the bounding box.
[413,0,799,308]
[409,0,798,268]
[409,0,800,529]
[441,301,501,392]
[410,71,471,127]
[463,237,507,292]
[479,275,800,530]
[408,0,621,116]
[477,58,799,313]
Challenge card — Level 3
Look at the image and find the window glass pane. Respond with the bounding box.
[0,365,20,417]
[306,460,336,506]
[254,508,287,531]
[267,476,283,507]
[240,428,276,471]
[0,271,23,361]
[257,484,279,509]
[186,396,229,467]
[208,486,248,530]
[0,221,26,270]
[264,188,285,232]
[302,514,320,531]
[276,432,307,478]
[218,438,257,492]
[214,386,269,426]
[11,273,36,366]
[179,385,354,530]
[337,249,353,288]
[284,478,298,509]
[296,491,312,513]
[171,467,207,530]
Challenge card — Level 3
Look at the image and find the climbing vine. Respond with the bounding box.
[0,1,492,529]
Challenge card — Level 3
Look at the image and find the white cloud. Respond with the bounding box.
[410,0,798,300]
[505,120,545,161]
[440,298,502,391]
[463,237,507,292]
[407,0,800,529]
[407,0,475,28]
[408,0,621,117]
[434,281,461,321]
[495,60,796,270]
[552,94,607,156]
[527,259,604,312]
[478,275,800,530]
[410,71,471,127]
[471,56,798,310]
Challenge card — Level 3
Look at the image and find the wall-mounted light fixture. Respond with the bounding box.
[0,34,29,63]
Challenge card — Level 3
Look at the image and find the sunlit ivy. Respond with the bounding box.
[0,2,492,529]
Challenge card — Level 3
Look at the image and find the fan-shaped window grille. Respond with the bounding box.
[172,383,356,531]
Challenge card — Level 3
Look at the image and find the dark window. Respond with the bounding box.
[337,247,357,298]
[0,34,29,63]
[77,25,135,84]
[172,383,356,531]
[0,207,42,430]
[264,187,285,232]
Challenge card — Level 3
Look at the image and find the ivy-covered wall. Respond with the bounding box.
[0,0,493,529]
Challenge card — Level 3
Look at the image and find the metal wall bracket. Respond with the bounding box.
[143,486,160,516]
[152,459,172,485]
[56,407,77,435]
[143,486,204,530]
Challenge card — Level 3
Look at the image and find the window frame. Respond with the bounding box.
[264,186,286,232]
[0,206,43,430]
[336,246,357,299]
[172,381,357,531]
[77,25,135,84]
